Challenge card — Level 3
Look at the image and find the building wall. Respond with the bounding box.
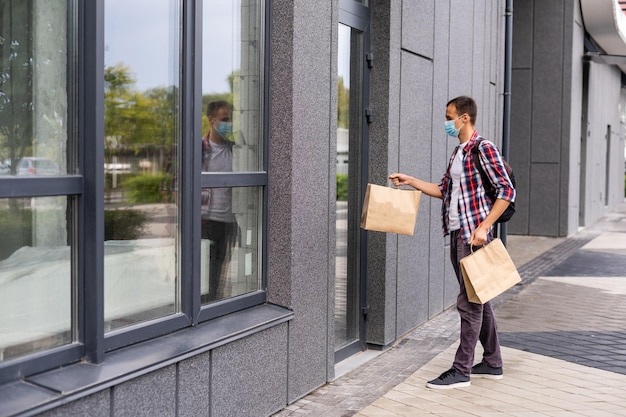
[509,0,626,237]
[35,324,289,417]
[568,0,585,235]
[267,0,337,403]
[18,1,626,416]
[581,63,625,226]
[367,0,506,347]
[509,0,573,237]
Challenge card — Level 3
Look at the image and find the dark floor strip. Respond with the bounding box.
[500,331,626,375]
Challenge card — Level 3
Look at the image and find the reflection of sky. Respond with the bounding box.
[105,0,238,94]
[203,2,238,94]
[338,24,350,85]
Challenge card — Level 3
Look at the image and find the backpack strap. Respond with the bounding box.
[471,138,494,195]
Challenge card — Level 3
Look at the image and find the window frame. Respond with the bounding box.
[0,0,83,383]
[100,0,186,351]
[0,0,270,384]
[195,0,269,322]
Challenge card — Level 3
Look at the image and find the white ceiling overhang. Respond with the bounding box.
[581,0,626,72]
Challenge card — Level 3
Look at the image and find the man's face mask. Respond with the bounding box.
[444,115,464,137]
[216,121,233,138]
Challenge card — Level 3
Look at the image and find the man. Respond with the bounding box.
[389,96,515,389]
[201,100,238,301]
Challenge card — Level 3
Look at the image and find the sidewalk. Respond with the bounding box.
[275,202,626,416]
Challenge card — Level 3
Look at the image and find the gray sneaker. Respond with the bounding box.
[426,368,470,389]
[471,362,503,379]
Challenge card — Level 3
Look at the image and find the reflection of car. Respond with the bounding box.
[17,157,61,175]
[104,162,132,173]
[0,160,10,175]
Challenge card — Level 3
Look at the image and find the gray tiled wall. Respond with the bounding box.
[267,0,335,403]
[367,0,506,345]
[37,323,289,417]
[20,2,626,417]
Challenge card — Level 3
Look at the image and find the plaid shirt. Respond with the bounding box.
[438,132,516,244]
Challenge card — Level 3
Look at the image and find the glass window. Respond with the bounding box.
[0,197,74,361]
[104,0,181,331]
[202,0,263,172]
[201,0,264,305]
[0,0,72,176]
[201,186,262,302]
[335,23,365,357]
[0,0,76,363]
[0,0,268,382]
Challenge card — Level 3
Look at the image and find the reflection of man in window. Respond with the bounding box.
[201,101,237,301]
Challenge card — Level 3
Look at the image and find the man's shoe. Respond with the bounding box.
[425,368,470,389]
[471,362,503,379]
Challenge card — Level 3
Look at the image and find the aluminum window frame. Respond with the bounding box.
[0,0,270,384]
[0,0,84,383]
[195,0,269,322]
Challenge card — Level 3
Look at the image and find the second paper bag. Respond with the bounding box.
[459,238,521,304]
[360,183,421,235]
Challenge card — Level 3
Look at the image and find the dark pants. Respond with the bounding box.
[202,219,237,301]
[450,229,503,376]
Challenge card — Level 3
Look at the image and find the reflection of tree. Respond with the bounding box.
[337,76,349,129]
[104,64,134,158]
[104,63,242,168]
[104,64,179,170]
[104,64,178,156]
[0,1,33,174]
[104,64,180,204]
[103,63,245,203]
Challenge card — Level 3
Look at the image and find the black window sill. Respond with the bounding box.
[0,303,293,417]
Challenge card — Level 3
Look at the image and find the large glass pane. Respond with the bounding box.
[335,24,363,354]
[104,0,181,331]
[201,0,264,305]
[202,0,263,172]
[201,186,262,303]
[0,197,73,361]
[0,0,73,176]
[0,0,76,362]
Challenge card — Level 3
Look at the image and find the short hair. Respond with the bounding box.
[446,96,477,125]
[206,100,233,118]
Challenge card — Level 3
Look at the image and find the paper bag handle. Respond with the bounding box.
[469,242,485,254]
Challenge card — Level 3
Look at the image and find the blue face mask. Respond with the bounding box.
[216,121,233,138]
[444,116,463,137]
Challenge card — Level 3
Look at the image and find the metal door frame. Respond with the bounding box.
[334,0,370,364]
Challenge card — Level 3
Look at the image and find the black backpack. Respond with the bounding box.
[471,139,516,223]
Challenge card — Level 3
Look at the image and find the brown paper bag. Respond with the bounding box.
[460,238,521,304]
[360,183,421,235]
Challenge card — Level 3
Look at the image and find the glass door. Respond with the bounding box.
[334,1,370,363]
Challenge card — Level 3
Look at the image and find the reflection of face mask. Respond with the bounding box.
[216,121,233,138]
[444,116,463,137]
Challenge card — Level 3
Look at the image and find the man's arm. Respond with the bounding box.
[469,198,510,246]
[477,141,516,202]
[389,173,443,199]
[469,141,515,246]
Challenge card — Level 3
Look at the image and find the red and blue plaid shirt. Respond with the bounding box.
[438,132,516,244]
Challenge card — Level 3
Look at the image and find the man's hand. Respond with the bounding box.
[389,173,413,187]
[470,199,511,247]
[389,173,443,199]
[469,226,489,247]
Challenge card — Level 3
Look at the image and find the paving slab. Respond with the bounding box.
[356,344,626,417]
[273,202,626,417]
